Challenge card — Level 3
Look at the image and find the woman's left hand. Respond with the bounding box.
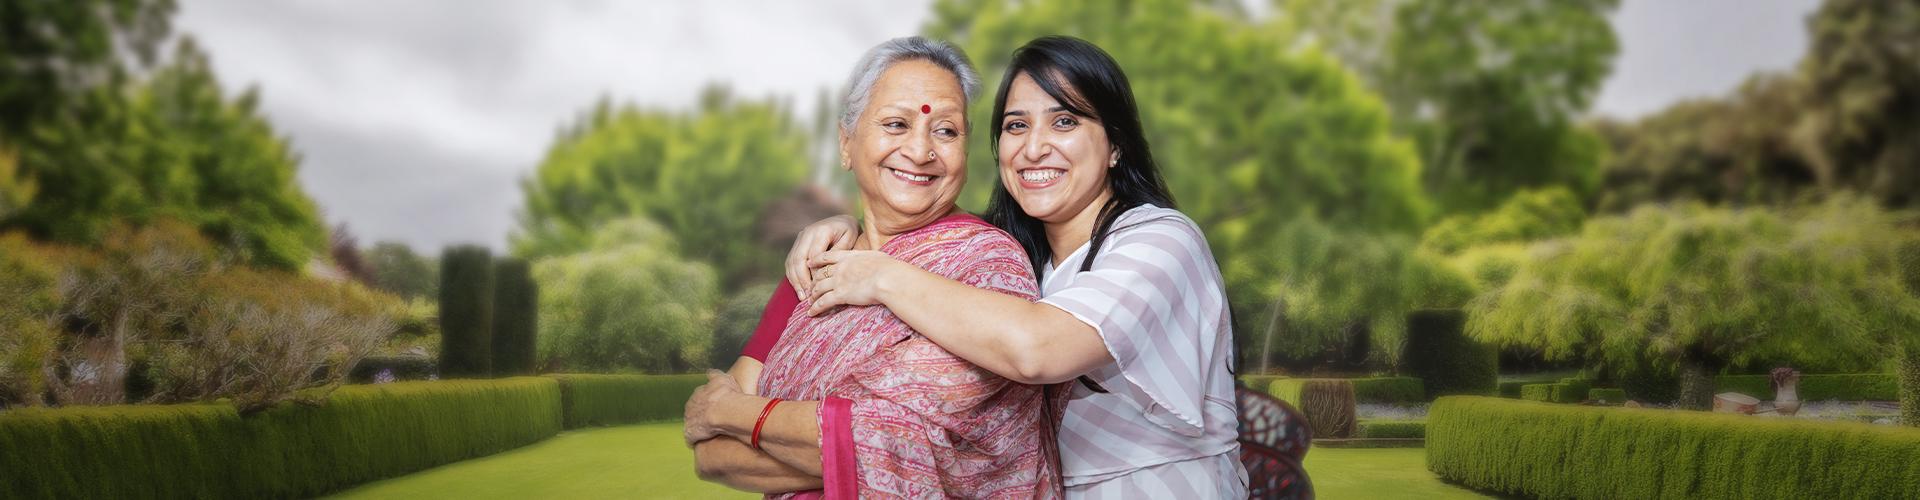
[805,250,903,316]
[684,370,744,446]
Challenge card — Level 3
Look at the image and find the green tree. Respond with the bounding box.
[514,89,812,288]
[533,217,719,373]
[1467,197,1920,410]
[0,0,174,140]
[926,0,1436,368]
[1792,0,1919,207]
[1279,0,1620,213]
[365,242,439,300]
[4,39,326,270]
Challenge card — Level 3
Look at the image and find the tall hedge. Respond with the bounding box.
[491,258,539,376]
[0,378,562,499]
[1403,309,1496,399]
[1427,396,1920,499]
[439,245,495,378]
[551,373,707,428]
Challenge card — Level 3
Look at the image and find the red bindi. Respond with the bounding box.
[920,104,931,114]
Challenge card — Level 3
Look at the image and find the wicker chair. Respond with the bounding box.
[1236,382,1314,499]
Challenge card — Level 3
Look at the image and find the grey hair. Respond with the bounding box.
[839,36,982,135]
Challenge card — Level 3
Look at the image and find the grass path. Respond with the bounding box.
[329,422,1489,499]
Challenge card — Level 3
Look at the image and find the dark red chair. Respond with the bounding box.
[1236,382,1313,499]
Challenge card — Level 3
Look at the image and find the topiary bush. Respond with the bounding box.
[0,377,562,499]
[1270,379,1358,438]
[550,373,707,428]
[1427,396,1920,499]
[1402,309,1496,399]
[348,355,436,383]
[490,258,539,376]
[439,245,495,378]
[1351,377,1425,404]
[1714,373,1898,401]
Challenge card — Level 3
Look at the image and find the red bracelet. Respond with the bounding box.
[751,398,783,450]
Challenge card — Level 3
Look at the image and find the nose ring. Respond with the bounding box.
[928,151,936,161]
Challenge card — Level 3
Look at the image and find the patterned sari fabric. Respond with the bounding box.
[757,214,1066,499]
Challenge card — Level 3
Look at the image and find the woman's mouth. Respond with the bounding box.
[1017,168,1065,189]
[888,167,936,185]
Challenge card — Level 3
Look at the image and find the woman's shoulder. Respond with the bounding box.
[1109,204,1206,243]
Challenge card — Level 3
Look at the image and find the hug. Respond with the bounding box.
[684,35,1245,499]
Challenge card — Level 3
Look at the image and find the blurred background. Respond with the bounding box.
[2,0,1916,416]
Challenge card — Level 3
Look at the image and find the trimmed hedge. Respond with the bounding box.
[0,377,562,499]
[1714,373,1898,401]
[551,373,707,428]
[439,246,495,378]
[1427,396,1920,499]
[1351,377,1425,404]
[1588,388,1627,404]
[1519,380,1589,404]
[1237,374,1287,393]
[1355,419,1425,439]
[1403,309,1497,399]
[490,258,539,376]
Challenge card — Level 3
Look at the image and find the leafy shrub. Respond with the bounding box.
[1519,382,1588,404]
[551,373,706,428]
[1270,379,1357,438]
[145,268,396,412]
[0,377,562,499]
[1615,363,1680,404]
[1355,419,1425,439]
[1427,396,1920,499]
[1352,377,1425,403]
[534,218,718,373]
[490,258,539,376]
[1402,309,1496,399]
[1713,373,1898,401]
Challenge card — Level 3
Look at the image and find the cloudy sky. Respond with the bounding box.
[174,0,1821,253]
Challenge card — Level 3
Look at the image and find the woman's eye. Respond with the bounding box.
[1002,121,1028,133]
[1052,116,1079,129]
[882,121,908,132]
[933,127,959,139]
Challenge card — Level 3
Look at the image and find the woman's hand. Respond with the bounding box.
[805,250,906,316]
[785,215,860,298]
[684,370,744,446]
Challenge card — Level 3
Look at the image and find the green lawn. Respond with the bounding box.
[329,422,1487,499]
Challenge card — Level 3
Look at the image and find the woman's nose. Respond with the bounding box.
[1020,130,1051,162]
[906,129,937,165]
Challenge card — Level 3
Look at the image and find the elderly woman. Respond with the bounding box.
[684,37,1064,499]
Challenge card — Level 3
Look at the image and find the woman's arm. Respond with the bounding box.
[688,367,824,492]
[692,437,823,492]
[686,371,825,475]
[806,251,1112,385]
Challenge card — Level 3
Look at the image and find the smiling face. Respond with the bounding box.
[996,72,1116,226]
[841,59,969,237]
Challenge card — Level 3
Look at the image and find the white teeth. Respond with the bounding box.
[1022,169,1063,183]
[890,168,932,182]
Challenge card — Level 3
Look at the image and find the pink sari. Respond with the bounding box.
[758,214,1065,499]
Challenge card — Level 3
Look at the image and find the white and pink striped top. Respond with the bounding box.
[1038,204,1247,497]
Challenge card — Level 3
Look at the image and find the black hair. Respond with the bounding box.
[983,36,1176,280]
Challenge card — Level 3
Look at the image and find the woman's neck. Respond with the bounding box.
[857,204,962,250]
[1043,190,1114,267]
